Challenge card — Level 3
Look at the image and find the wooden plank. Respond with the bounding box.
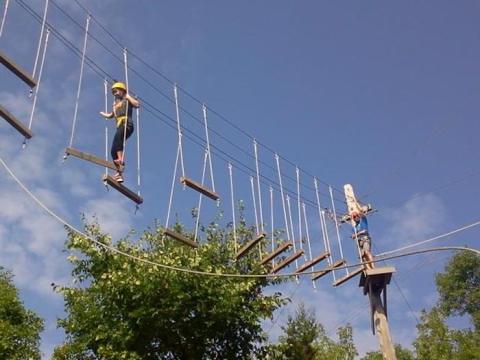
[271,250,305,274]
[333,267,364,287]
[163,228,198,248]
[312,259,346,281]
[359,266,396,293]
[259,241,293,265]
[236,232,266,260]
[180,176,219,201]
[0,105,33,139]
[66,147,117,170]
[294,252,330,274]
[102,174,143,205]
[0,50,36,88]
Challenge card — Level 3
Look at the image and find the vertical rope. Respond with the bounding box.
[0,0,10,39]
[228,163,237,252]
[269,185,275,267]
[166,144,180,229]
[275,154,290,242]
[194,149,208,242]
[286,195,299,263]
[32,0,49,81]
[253,140,264,232]
[26,28,49,134]
[173,84,185,178]
[329,185,348,275]
[250,176,259,234]
[121,48,129,163]
[302,202,316,289]
[104,79,108,178]
[135,107,141,195]
[321,209,336,281]
[67,15,90,150]
[296,167,303,251]
[202,104,215,192]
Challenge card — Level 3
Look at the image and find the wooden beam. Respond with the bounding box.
[311,259,346,281]
[271,250,305,274]
[360,266,396,294]
[163,228,198,248]
[333,267,364,287]
[236,232,266,260]
[65,147,117,170]
[0,50,36,88]
[180,176,219,201]
[259,241,293,265]
[294,252,330,274]
[0,105,33,139]
[102,175,143,205]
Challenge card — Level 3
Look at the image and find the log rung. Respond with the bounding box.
[294,252,330,274]
[180,176,219,201]
[271,250,305,274]
[66,147,117,170]
[0,105,33,139]
[333,267,364,287]
[0,50,36,88]
[102,175,143,205]
[312,259,346,281]
[260,241,293,265]
[163,228,198,248]
[236,232,266,260]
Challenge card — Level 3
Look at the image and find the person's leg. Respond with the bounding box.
[111,127,124,182]
[363,239,374,269]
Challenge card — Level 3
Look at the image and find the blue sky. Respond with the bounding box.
[0,0,479,358]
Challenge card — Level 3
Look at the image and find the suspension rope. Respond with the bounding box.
[253,140,264,232]
[286,195,299,265]
[173,84,185,178]
[321,209,336,281]
[66,15,90,150]
[250,176,259,234]
[121,48,129,164]
[275,153,291,242]
[329,185,347,275]
[165,143,180,229]
[31,0,49,82]
[103,79,108,178]
[202,104,215,192]
[26,28,49,136]
[194,150,208,242]
[269,185,275,266]
[302,202,316,289]
[296,167,303,251]
[0,0,10,38]
[228,163,238,252]
[135,106,141,195]
[314,178,332,266]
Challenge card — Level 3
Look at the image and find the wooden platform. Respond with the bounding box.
[333,267,364,287]
[66,147,117,170]
[359,266,396,294]
[0,50,36,88]
[271,249,304,274]
[163,228,198,248]
[312,259,346,281]
[260,241,293,266]
[0,105,33,139]
[102,174,143,205]
[180,176,219,201]
[294,252,330,274]
[235,232,266,260]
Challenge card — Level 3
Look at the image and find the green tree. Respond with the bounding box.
[53,219,286,359]
[414,307,453,360]
[335,325,357,360]
[435,251,480,330]
[0,266,44,360]
[361,344,414,360]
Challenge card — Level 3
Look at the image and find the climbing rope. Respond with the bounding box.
[228,163,238,252]
[31,0,49,83]
[329,185,347,275]
[0,0,10,38]
[253,140,264,232]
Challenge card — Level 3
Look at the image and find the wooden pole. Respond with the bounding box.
[369,284,396,360]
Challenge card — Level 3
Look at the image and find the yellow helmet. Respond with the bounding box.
[111,81,127,93]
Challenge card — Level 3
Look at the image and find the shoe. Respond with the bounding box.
[114,159,125,171]
[113,172,124,183]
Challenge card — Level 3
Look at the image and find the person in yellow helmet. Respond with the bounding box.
[100,81,140,183]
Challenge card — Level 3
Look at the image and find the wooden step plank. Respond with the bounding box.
[312,259,346,281]
[0,50,36,88]
[0,105,33,139]
[294,252,330,274]
[235,232,266,260]
[260,241,293,265]
[180,176,219,201]
[66,147,117,170]
[163,228,198,248]
[359,266,396,294]
[333,267,364,287]
[102,174,143,205]
[271,250,305,274]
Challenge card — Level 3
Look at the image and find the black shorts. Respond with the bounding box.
[111,123,133,160]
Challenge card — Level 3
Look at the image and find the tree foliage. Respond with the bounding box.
[361,344,414,360]
[53,219,286,359]
[0,266,44,360]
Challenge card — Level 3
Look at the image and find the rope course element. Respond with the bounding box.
[0,0,9,38]
[228,163,238,252]
[31,0,49,86]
